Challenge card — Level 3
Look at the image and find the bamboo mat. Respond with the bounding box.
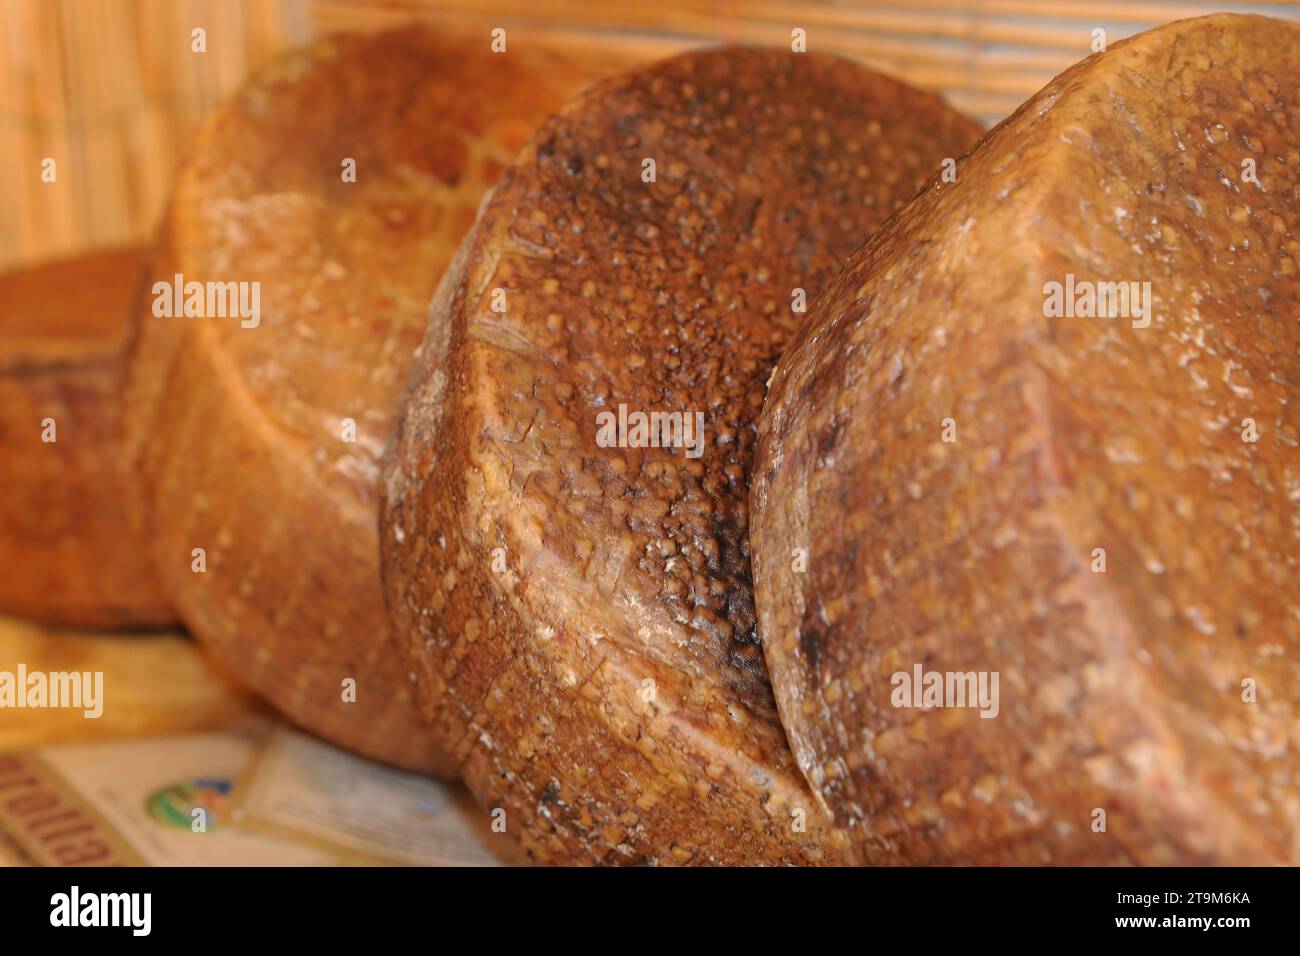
[315,0,1300,126]
[2,0,1297,272]
[0,0,313,271]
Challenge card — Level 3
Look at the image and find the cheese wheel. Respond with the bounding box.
[125,30,610,772]
[383,48,982,862]
[751,13,1300,864]
[0,248,172,628]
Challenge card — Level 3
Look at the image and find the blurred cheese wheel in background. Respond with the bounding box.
[125,29,615,773]
[0,247,173,629]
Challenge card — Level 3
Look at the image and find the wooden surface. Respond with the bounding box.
[3,1,1296,273]
[0,616,265,751]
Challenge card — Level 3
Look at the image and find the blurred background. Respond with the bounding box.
[2,0,1297,272]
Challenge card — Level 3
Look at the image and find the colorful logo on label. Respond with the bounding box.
[146,777,233,831]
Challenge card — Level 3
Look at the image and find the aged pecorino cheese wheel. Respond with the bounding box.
[751,13,1300,865]
[125,30,611,772]
[383,48,982,862]
[0,248,173,628]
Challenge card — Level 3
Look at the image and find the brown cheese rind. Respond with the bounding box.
[124,30,609,772]
[383,48,981,863]
[0,248,173,628]
[751,13,1300,864]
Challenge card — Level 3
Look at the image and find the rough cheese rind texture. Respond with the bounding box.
[125,30,610,772]
[383,48,982,863]
[751,13,1300,864]
[0,248,172,628]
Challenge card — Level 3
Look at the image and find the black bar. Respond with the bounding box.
[0,866,1282,943]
